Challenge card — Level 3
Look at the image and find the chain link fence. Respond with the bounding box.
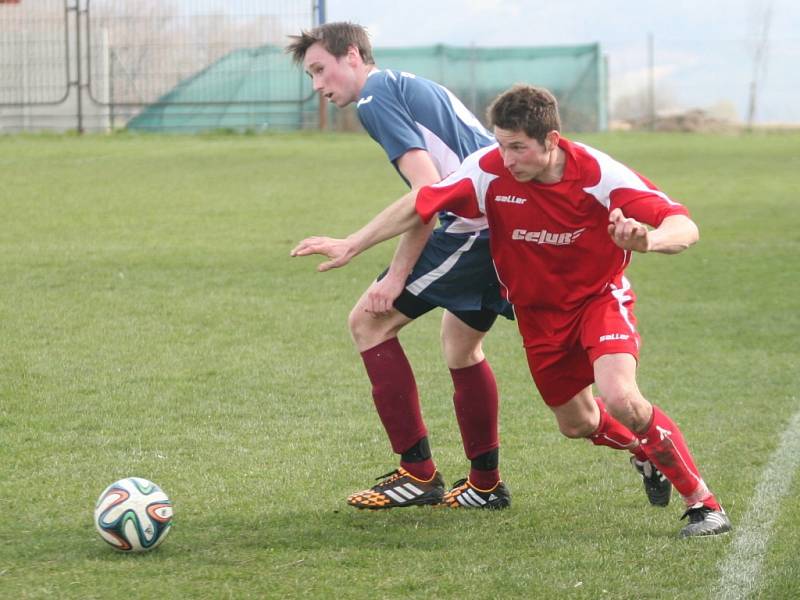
[0,0,319,132]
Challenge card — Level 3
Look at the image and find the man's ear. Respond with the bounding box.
[545,130,560,151]
[346,44,361,65]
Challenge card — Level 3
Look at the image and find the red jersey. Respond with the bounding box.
[415,137,690,311]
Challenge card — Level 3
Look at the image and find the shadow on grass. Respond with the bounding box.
[124,498,692,563]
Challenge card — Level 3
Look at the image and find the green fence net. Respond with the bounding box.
[374,44,606,132]
[128,43,605,133]
[126,46,315,132]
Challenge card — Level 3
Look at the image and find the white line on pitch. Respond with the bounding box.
[712,406,800,600]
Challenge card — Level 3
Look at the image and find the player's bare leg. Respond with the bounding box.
[348,288,413,351]
[594,353,731,537]
[549,386,671,506]
[440,310,486,368]
[592,354,650,431]
[549,386,643,453]
[549,386,600,438]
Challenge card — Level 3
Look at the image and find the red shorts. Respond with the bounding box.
[517,277,641,407]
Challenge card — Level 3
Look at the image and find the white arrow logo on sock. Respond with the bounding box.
[656,425,672,441]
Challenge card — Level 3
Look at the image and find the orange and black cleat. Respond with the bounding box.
[347,468,445,509]
[443,478,511,509]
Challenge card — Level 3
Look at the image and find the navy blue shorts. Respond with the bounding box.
[378,229,514,332]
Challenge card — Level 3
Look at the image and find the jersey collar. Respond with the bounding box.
[557,137,579,182]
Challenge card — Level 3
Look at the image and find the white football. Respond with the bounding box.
[94,477,173,552]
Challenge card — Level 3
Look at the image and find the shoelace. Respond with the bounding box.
[375,469,403,483]
[634,458,665,481]
[449,478,468,489]
[680,506,710,523]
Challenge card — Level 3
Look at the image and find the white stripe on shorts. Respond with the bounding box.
[406,232,479,296]
[609,275,637,336]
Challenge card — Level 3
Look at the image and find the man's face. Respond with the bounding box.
[303,42,361,107]
[494,127,557,182]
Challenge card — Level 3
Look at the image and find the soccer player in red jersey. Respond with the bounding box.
[292,84,731,537]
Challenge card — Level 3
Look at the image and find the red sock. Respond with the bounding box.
[589,397,647,461]
[637,405,719,509]
[451,360,501,489]
[360,338,428,459]
[400,459,436,481]
[399,437,436,481]
[467,472,497,490]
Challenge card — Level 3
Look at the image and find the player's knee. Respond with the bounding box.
[602,386,648,426]
[603,388,633,412]
[558,420,595,439]
[440,318,486,369]
[441,334,483,369]
[348,304,401,350]
[347,304,363,331]
[347,306,374,345]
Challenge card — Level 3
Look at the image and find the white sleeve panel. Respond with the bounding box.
[416,122,461,179]
[432,144,499,216]
[577,142,678,209]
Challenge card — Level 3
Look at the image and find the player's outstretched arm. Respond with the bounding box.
[291,190,423,271]
[608,208,699,254]
[289,235,354,271]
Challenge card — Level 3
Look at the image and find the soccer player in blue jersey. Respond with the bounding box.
[287,22,513,510]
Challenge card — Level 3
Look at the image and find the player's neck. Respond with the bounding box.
[534,147,566,184]
[356,65,378,93]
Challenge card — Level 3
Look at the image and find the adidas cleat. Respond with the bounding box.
[442,478,510,509]
[679,504,732,538]
[346,468,445,510]
[631,457,672,507]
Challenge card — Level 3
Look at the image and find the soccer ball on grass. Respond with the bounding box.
[94,477,173,552]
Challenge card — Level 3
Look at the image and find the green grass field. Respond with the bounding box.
[1,131,799,599]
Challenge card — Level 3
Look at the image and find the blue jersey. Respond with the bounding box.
[356,69,494,235]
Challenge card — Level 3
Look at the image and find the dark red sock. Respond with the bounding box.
[400,460,436,481]
[451,359,500,488]
[399,437,436,481]
[469,471,500,490]
[360,338,428,460]
[637,405,719,509]
[589,397,647,460]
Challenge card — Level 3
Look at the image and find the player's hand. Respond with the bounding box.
[608,208,650,252]
[365,273,406,317]
[290,236,355,271]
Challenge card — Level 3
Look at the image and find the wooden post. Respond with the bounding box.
[318,95,327,130]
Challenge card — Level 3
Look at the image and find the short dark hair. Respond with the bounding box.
[487,84,561,144]
[285,22,374,65]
